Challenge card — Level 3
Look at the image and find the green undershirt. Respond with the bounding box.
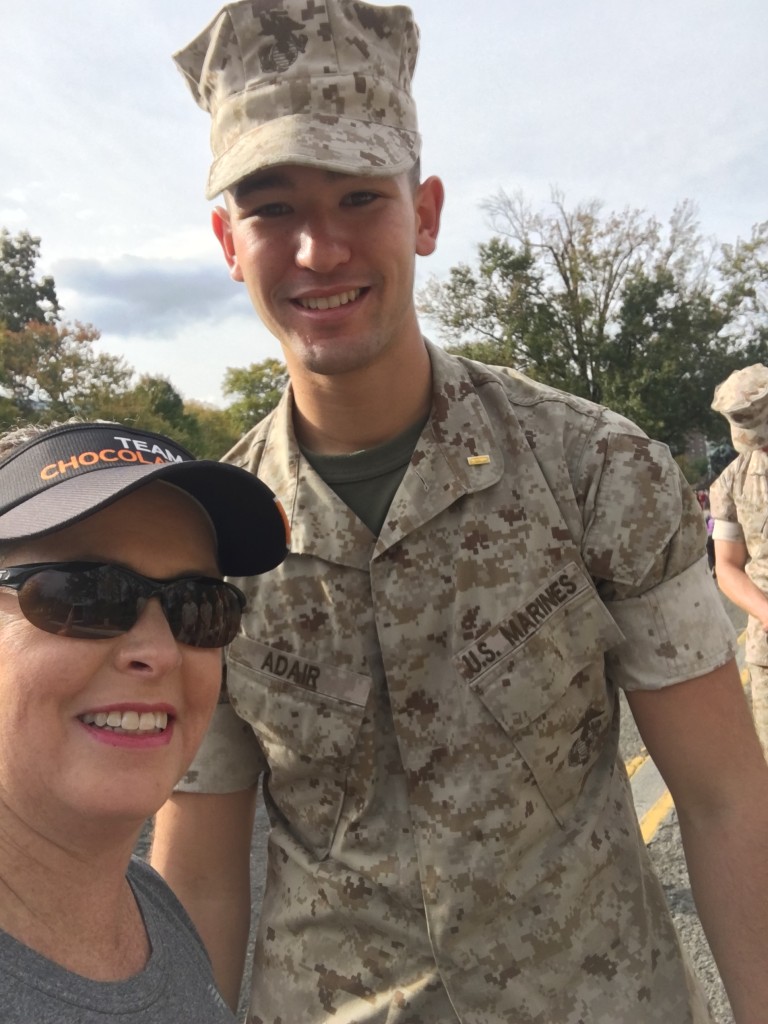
[300,415,428,536]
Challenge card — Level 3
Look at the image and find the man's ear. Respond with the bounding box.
[211,205,244,282]
[414,175,445,257]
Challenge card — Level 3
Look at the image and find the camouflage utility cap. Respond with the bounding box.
[712,363,768,452]
[174,0,422,199]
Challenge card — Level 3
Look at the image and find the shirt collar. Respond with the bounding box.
[252,341,508,560]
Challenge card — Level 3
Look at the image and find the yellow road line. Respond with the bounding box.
[624,753,647,779]
[640,790,675,843]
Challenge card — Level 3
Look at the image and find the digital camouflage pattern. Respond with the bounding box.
[179,344,735,1023]
[711,362,768,453]
[710,450,768,749]
[173,0,421,199]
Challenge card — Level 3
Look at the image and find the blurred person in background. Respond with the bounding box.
[711,364,768,753]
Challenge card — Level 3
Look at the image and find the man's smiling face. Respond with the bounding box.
[213,164,442,380]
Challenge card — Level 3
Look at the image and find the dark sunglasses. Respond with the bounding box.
[0,561,246,648]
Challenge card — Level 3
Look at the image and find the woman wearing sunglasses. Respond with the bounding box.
[0,421,288,1022]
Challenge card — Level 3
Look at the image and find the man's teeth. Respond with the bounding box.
[297,288,361,310]
[81,710,169,732]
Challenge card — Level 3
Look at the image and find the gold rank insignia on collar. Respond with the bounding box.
[467,455,491,466]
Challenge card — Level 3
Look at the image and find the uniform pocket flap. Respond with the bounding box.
[227,635,371,765]
[455,562,624,734]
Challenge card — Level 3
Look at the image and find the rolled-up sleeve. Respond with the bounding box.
[710,465,745,542]
[604,557,737,690]
[576,416,737,690]
[712,518,745,542]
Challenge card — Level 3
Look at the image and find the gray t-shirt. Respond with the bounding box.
[0,857,236,1023]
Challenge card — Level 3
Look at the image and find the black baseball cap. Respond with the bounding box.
[0,422,290,576]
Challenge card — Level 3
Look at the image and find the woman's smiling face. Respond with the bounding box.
[0,482,223,841]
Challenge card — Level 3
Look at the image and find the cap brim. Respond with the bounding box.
[206,113,421,198]
[0,460,288,577]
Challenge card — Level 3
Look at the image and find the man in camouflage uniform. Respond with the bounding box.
[711,363,768,754]
[151,2,768,1022]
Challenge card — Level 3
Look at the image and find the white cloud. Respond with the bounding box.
[54,255,252,336]
[0,207,27,226]
[1,0,765,403]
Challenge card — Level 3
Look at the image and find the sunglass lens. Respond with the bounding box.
[162,581,243,648]
[16,566,242,647]
[18,567,138,638]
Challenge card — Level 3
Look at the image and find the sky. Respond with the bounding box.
[1,0,766,406]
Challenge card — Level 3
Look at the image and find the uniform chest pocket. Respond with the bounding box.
[227,635,371,860]
[455,563,625,823]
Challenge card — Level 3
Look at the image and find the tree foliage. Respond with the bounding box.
[0,229,134,429]
[184,401,241,460]
[718,220,768,353]
[223,358,289,434]
[0,320,132,427]
[0,229,61,331]
[419,192,768,452]
[99,377,239,460]
[98,375,200,452]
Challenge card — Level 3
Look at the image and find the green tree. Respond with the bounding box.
[489,189,661,402]
[0,227,132,428]
[0,320,132,425]
[417,240,560,377]
[603,267,737,451]
[419,191,766,449]
[131,376,186,423]
[185,401,241,459]
[719,220,768,353]
[223,358,288,434]
[419,191,664,401]
[100,375,204,454]
[96,378,241,460]
[0,229,61,330]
